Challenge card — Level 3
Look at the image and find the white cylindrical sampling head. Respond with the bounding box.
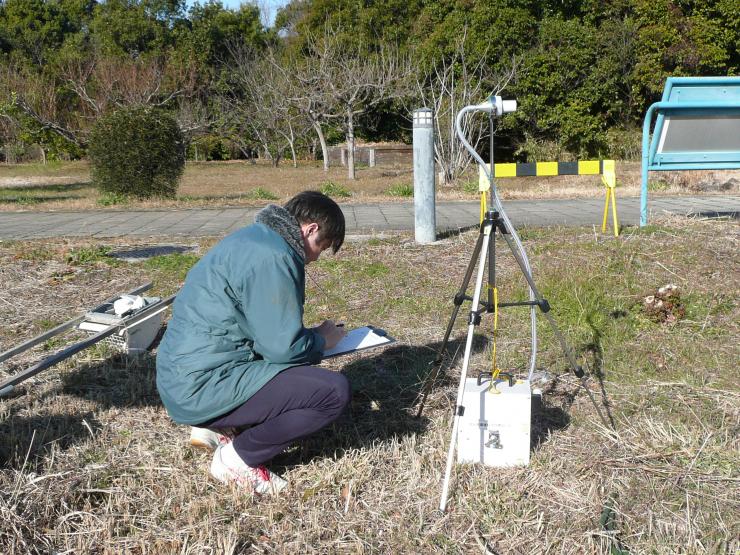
[468,96,517,115]
[501,99,517,114]
[492,96,517,116]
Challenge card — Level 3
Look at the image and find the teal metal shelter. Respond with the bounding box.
[641,76,740,226]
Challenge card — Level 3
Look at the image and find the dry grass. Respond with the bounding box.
[1,160,737,212]
[0,216,738,553]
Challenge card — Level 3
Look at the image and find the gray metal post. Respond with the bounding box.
[413,108,436,243]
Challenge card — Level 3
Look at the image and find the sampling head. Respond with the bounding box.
[470,95,517,117]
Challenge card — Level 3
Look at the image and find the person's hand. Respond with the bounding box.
[314,320,346,350]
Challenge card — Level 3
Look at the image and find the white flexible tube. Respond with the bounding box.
[455,105,538,379]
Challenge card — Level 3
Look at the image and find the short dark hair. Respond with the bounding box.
[284,191,345,253]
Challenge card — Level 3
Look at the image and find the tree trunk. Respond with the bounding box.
[313,120,330,172]
[288,125,297,168]
[271,149,282,167]
[346,108,355,180]
[289,144,297,168]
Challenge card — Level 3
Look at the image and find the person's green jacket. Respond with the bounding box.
[156,205,326,424]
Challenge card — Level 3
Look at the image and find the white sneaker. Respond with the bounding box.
[210,443,288,495]
[189,427,232,451]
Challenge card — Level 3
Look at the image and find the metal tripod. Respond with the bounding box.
[415,95,611,511]
[417,211,611,511]
[417,208,611,512]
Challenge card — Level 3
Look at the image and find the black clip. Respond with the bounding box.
[477,372,493,386]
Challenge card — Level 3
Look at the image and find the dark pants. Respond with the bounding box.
[201,366,351,467]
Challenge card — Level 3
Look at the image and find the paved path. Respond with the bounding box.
[0,195,737,240]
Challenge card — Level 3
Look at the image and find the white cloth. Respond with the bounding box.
[113,295,146,316]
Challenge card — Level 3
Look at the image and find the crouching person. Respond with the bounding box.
[156,191,350,495]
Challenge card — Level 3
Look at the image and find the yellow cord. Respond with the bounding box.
[479,192,486,223]
[489,287,501,393]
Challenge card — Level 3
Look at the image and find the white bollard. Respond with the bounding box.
[413,108,436,244]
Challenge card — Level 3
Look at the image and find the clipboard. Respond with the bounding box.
[322,325,395,358]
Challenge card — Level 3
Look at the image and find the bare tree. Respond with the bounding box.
[297,31,414,179]
[0,65,83,157]
[3,53,200,150]
[225,45,311,167]
[264,46,334,172]
[62,54,198,123]
[414,35,516,186]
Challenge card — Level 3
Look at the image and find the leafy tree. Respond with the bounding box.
[1,0,738,165]
[0,0,95,67]
[413,0,535,74]
[178,1,268,69]
[506,15,634,159]
[629,0,740,108]
[89,0,185,58]
[89,107,185,198]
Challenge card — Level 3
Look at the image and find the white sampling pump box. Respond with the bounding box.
[457,377,531,467]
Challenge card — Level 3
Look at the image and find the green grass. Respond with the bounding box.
[142,252,201,282]
[246,187,279,201]
[319,181,352,198]
[385,183,413,197]
[33,318,62,331]
[7,243,55,261]
[97,191,130,206]
[365,237,401,247]
[0,183,91,206]
[65,245,113,266]
[647,179,670,192]
[462,180,480,194]
[42,335,68,351]
[0,160,82,175]
[4,195,42,206]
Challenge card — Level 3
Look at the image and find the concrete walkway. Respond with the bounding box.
[0,195,737,240]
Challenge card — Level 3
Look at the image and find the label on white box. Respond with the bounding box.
[457,378,531,467]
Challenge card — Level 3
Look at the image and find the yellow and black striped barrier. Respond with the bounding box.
[478,160,619,236]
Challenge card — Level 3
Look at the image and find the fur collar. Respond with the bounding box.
[255,204,305,262]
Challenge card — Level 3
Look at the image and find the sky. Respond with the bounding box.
[184,0,290,27]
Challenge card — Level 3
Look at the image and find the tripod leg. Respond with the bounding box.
[611,188,619,238]
[498,231,614,430]
[602,187,610,233]
[415,230,486,418]
[439,225,493,512]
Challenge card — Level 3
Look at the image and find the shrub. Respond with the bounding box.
[89,107,185,199]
